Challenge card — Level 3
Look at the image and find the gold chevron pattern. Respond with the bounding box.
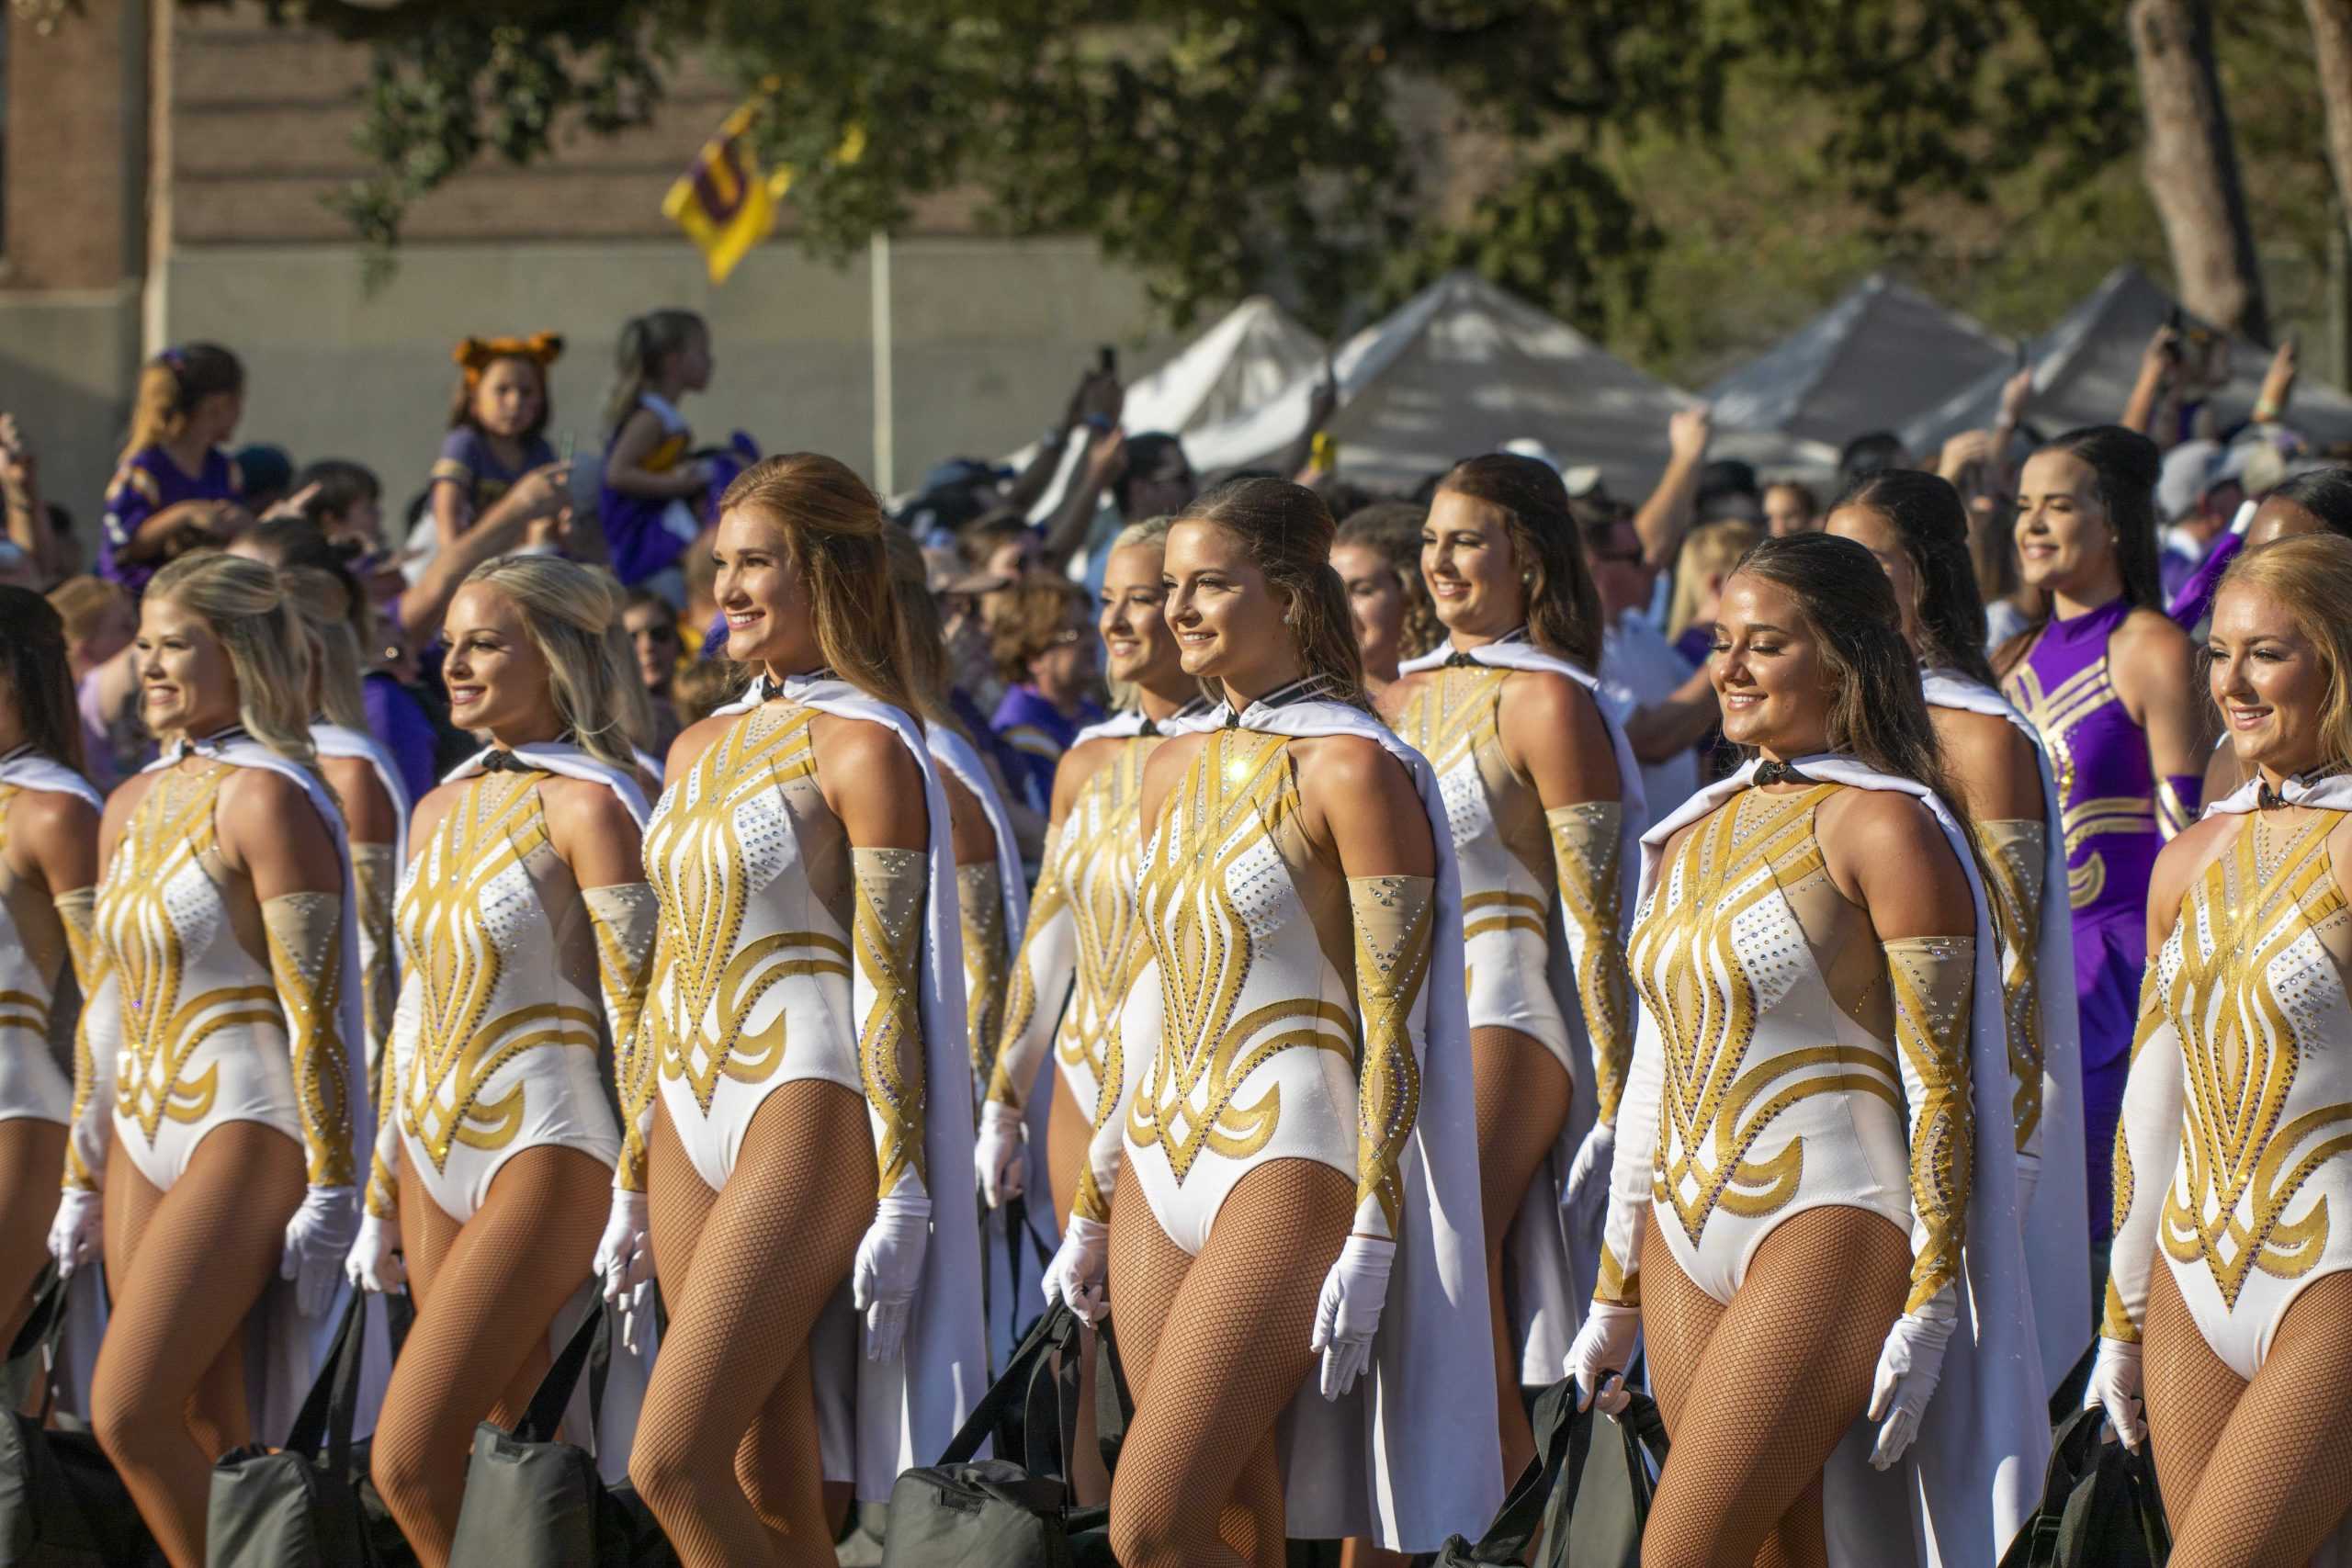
[1974,818,2048,1151]
[2002,660,2154,910]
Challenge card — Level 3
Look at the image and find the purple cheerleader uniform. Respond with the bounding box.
[989,682,1104,817]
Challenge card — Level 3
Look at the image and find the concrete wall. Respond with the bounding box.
[158,236,1177,516]
[0,288,144,536]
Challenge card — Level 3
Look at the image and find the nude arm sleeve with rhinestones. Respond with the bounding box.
[2102,964,2181,1343]
[957,862,1010,1092]
[261,892,356,1186]
[1886,935,1975,1316]
[54,888,110,1194]
[583,883,660,1193]
[349,841,398,1096]
[1593,996,1663,1307]
[1974,819,2047,1168]
[1547,802,1633,1126]
[1348,874,1433,1241]
[853,848,930,1200]
[365,967,420,1219]
[986,826,1074,1113]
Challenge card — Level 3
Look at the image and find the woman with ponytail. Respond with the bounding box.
[598,309,718,591]
[1044,477,1500,1562]
[99,344,254,596]
[57,552,368,1568]
[1568,530,2045,1567]
[1374,452,1645,1484]
[1996,424,2205,1275]
[1828,468,2092,1395]
[342,555,656,1565]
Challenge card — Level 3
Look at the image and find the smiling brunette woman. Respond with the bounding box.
[2091,533,2352,1565]
[341,556,656,1566]
[1996,426,2204,1269]
[55,552,365,1568]
[1375,454,1644,1484]
[623,454,982,1567]
[1827,470,2092,1392]
[1041,478,1499,1564]
[1569,532,2043,1568]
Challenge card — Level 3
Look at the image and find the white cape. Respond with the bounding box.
[2205,768,2352,818]
[0,749,108,1416]
[1197,693,1505,1552]
[1640,756,2049,1567]
[1921,671,2091,1392]
[714,676,989,1499]
[138,735,390,1445]
[441,740,654,1482]
[1396,637,1647,1382]
[313,721,413,867]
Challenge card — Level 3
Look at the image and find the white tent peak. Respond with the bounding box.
[1705,272,2013,447]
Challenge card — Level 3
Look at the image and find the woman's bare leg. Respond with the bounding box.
[0,1119,65,1353]
[1105,1158,1353,1568]
[2154,1267,2352,1566]
[89,1123,304,1568]
[628,1083,875,1568]
[369,1146,608,1568]
[1470,1025,1573,1482]
[1637,1206,1909,1568]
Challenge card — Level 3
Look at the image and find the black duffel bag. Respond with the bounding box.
[208,1288,379,1566]
[446,1302,673,1568]
[882,1303,1135,1568]
[1432,1377,1594,1567]
[1559,1385,1668,1566]
[1998,1404,2169,1568]
[0,1266,164,1568]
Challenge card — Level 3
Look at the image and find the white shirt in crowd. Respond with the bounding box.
[1597,611,1699,831]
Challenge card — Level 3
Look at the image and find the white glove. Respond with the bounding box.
[1566,1300,1642,1414]
[851,1190,930,1362]
[1866,1306,1957,1469]
[974,1101,1026,1210]
[344,1213,406,1295]
[2084,1337,2146,1451]
[283,1184,359,1318]
[1310,1235,1395,1401]
[1041,1213,1109,1325]
[594,1190,657,1354]
[48,1189,102,1280]
[1563,1121,1616,1235]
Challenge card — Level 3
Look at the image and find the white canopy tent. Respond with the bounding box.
[1901,265,2352,455]
[1705,273,2015,449]
[1176,271,1834,500]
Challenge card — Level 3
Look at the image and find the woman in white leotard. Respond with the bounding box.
[1567,531,2044,1568]
[2089,534,2352,1566]
[54,552,363,1568]
[1378,453,1641,1482]
[0,589,102,1349]
[341,557,656,1567]
[624,454,982,1567]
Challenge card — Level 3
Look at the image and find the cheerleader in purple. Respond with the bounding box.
[1998,426,2206,1250]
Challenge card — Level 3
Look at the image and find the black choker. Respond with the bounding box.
[1754,758,1815,788]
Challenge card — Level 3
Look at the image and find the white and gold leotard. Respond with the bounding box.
[2108,807,2352,1379]
[638,700,929,1200]
[1395,661,1630,1110]
[0,778,92,1130]
[1595,783,1974,1310]
[1078,724,1434,1255]
[363,768,652,1225]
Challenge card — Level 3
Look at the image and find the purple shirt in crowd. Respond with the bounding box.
[99,446,243,596]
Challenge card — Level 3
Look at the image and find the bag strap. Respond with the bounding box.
[1021,1318,1082,1477]
[1093,1315,1135,1477]
[938,1304,1077,1465]
[513,1302,608,1444]
[283,1291,370,1479]
[5,1264,68,1422]
[1467,1378,1591,1564]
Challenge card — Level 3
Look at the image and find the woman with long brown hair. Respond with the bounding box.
[1044,477,1499,1563]
[620,454,982,1566]
[1569,531,2043,1566]
[1374,452,1645,1484]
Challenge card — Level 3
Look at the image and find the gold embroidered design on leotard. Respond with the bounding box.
[1551,801,1631,1121]
[1398,666,1543,945]
[2001,660,2154,910]
[959,862,1008,1087]
[1349,874,1431,1237]
[99,766,276,1145]
[1975,818,2047,1151]
[261,890,355,1185]
[1125,729,1354,1183]
[1885,934,1975,1313]
[2157,812,2352,1307]
[641,705,851,1110]
[854,847,929,1195]
[584,883,660,1193]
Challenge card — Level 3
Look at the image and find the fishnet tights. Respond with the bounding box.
[1104,1156,1353,1568]
[91,1121,305,1568]
[2144,1260,2352,1564]
[628,1086,876,1568]
[371,1145,608,1568]
[1471,1025,1573,1482]
[1640,1206,1908,1568]
[0,1119,64,1361]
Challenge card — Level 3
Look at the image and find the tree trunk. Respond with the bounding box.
[2308,0,2352,376]
[2129,0,2270,344]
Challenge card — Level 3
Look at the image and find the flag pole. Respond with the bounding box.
[871,231,895,497]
